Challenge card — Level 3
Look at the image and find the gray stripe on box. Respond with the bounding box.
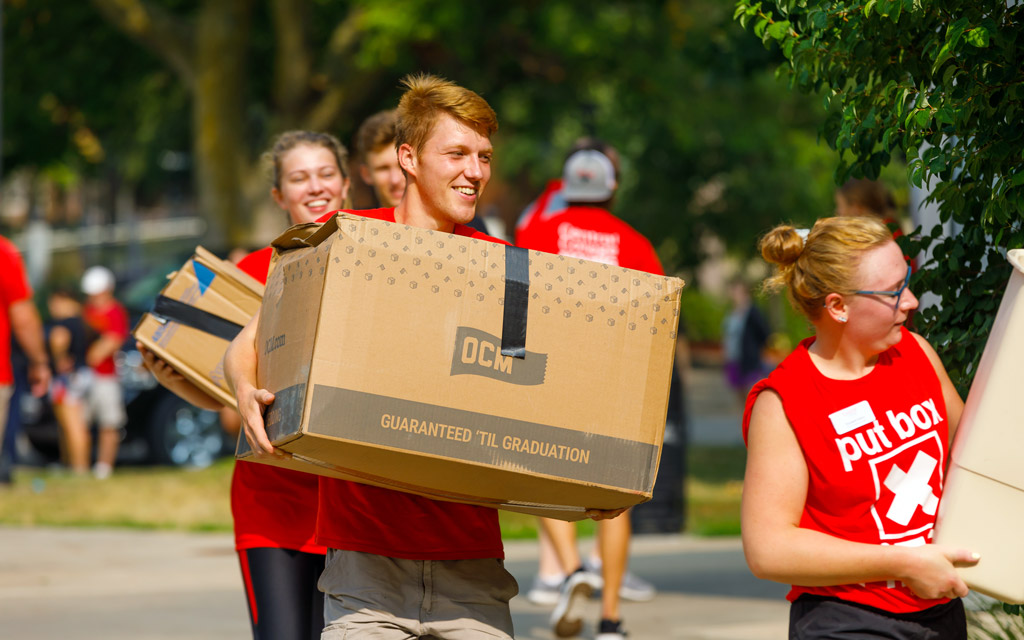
[307,384,656,490]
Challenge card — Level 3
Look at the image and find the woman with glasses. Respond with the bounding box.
[741,216,979,639]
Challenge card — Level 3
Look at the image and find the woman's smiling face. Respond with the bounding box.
[272,143,350,225]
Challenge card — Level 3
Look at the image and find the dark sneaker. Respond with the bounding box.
[596,618,628,640]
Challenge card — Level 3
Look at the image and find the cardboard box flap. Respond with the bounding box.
[270,215,343,251]
[193,245,265,298]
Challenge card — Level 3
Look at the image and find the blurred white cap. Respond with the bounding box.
[562,150,617,203]
[81,265,115,295]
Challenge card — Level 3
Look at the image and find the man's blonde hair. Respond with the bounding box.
[760,216,895,320]
[395,74,498,156]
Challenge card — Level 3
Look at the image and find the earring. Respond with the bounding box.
[838,316,848,323]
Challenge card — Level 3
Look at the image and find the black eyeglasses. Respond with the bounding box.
[854,264,913,307]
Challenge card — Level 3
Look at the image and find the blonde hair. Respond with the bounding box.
[760,216,894,320]
[264,130,349,190]
[395,74,498,156]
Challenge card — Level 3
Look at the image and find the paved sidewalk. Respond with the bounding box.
[0,526,788,639]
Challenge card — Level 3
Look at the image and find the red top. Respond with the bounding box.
[742,328,951,613]
[0,236,33,385]
[82,299,129,376]
[514,178,564,239]
[515,204,664,276]
[231,248,325,553]
[312,208,506,560]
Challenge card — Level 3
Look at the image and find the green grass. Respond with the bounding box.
[0,445,746,537]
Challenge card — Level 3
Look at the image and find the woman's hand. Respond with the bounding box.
[899,544,978,600]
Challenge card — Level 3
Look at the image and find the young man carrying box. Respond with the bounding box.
[225,74,622,639]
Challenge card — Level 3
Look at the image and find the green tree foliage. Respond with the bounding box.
[6,0,839,274]
[734,0,1024,393]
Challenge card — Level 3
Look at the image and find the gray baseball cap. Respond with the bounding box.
[562,150,616,203]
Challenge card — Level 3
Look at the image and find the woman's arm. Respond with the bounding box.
[136,343,223,411]
[223,313,278,456]
[742,389,977,599]
[910,332,964,445]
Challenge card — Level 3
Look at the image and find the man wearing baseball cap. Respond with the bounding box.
[516,146,664,640]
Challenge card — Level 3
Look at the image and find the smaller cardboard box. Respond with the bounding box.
[133,247,265,409]
[237,213,684,520]
[935,249,1024,604]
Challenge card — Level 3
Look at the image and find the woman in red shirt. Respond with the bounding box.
[140,130,350,640]
[742,216,978,638]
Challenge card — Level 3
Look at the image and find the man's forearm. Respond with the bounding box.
[9,299,48,366]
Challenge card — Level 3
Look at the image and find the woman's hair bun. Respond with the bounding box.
[759,225,804,267]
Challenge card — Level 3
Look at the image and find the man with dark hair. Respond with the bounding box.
[353,109,406,208]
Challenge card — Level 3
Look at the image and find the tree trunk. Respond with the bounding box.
[193,0,252,250]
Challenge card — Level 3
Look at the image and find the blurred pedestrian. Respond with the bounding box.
[517,146,662,640]
[46,288,92,474]
[743,216,976,638]
[140,129,351,640]
[353,109,405,208]
[0,234,50,484]
[722,278,772,404]
[80,265,129,479]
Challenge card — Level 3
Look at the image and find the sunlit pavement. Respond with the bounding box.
[0,527,788,640]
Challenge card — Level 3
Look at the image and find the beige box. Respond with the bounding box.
[236,213,684,520]
[133,247,265,409]
[935,249,1024,603]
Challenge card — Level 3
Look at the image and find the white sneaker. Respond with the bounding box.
[526,574,563,606]
[92,462,112,480]
[550,569,602,638]
[582,558,656,602]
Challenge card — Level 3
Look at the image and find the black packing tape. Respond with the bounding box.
[152,295,245,342]
[501,246,530,359]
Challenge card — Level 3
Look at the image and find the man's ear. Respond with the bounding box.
[359,165,372,186]
[398,143,417,178]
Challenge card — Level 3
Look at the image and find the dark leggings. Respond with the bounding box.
[238,547,326,640]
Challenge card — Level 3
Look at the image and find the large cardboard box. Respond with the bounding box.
[935,249,1024,604]
[237,213,684,520]
[133,247,265,409]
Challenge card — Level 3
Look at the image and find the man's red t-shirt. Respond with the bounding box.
[82,300,129,376]
[0,236,33,385]
[515,204,664,276]
[311,208,505,560]
[231,248,325,554]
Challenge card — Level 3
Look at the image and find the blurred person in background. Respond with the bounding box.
[834,178,897,223]
[722,278,773,405]
[0,234,50,484]
[46,288,92,474]
[517,146,662,640]
[140,129,350,640]
[353,109,406,208]
[80,265,129,479]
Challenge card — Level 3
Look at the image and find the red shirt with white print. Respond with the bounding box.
[742,327,951,613]
[515,204,663,276]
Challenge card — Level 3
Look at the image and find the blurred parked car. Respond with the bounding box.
[18,258,232,468]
